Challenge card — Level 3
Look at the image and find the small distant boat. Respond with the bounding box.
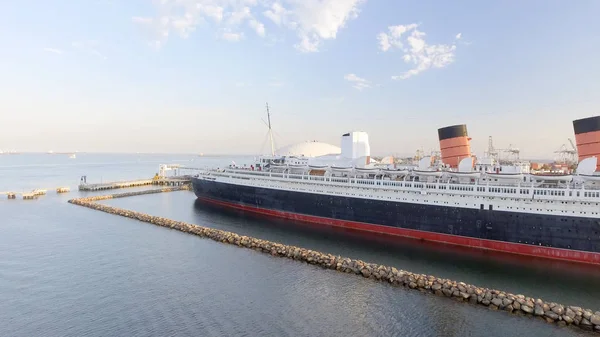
[69,153,76,159]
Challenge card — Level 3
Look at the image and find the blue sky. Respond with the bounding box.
[1,0,599,158]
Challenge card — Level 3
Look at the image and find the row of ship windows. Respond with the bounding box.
[278,181,600,206]
[238,175,600,201]
[254,183,599,215]
[233,174,598,200]
[254,174,599,197]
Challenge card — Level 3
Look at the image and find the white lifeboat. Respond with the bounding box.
[308,164,329,170]
[355,167,381,174]
[577,174,600,182]
[447,171,481,179]
[383,168,410,175]
[447,157,479,178]
[486,172,524,180]
[413,169,444,178]
[331,166,353,172]
[530,173,573,182]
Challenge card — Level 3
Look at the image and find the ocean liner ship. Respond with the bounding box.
[192,112,600,265]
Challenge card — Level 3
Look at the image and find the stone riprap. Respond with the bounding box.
[69,187,600,334]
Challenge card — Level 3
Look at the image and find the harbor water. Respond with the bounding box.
[1,153,598,336]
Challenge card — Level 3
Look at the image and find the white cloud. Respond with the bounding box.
[378,24,460,80]
[263,2,288,26]
[72,40,107,59]
[43,48,63,55]
[376,33,390,52]
[221,30,244,41]
[263,0,366,53]
[344,73,370,90]
[227,7,252,25]
[132,0,365,51]
[132,0,264,48]
[248,19,265,37]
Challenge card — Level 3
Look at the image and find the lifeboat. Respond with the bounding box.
[331,166,353,172]
[577,174,600,182]
[355,167,381,174]
[412,169,444,178]
[308,164,329,170]
[383,168,410,175]
[447,171,481,179]
[529,173,573,182]
[486,172,524,180]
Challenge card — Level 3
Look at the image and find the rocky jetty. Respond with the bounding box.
[69,187,600,334]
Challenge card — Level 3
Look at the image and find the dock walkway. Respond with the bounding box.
[78,177,191,191]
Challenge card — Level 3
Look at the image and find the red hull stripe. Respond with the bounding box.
[197,196,600,265]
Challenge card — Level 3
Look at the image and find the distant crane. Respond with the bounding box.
[569,138,577,152]
[485,136,520,163]
[413,148,425,162]
[500,144,521,162]
[485,136,498,160]
[554,138,577,165]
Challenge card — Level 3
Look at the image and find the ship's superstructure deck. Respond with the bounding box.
[199,168,600,218]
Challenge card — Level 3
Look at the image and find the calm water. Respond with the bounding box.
[1,153,598,337]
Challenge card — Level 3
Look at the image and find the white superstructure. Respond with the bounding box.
[198,162,600,220]
[212,129,600,221]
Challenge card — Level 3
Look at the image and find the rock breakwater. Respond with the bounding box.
[69,187,600,334]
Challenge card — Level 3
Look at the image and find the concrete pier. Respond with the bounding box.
[68,187,600,334]
[78,179,154,191]
[78,177,191,191]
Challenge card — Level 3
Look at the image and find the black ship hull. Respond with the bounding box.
[192,177,600,264]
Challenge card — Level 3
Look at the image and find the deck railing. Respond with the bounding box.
[198,168,600,202]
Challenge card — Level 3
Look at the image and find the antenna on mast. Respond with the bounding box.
[266,102,275,156]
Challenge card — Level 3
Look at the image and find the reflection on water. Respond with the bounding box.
[1,154,598,337]
[187,199,600,310]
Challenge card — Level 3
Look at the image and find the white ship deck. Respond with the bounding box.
[197,168,600,219]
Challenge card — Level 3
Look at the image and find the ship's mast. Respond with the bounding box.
[266,103,275,156]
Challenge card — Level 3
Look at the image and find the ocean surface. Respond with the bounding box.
[1,153,599,337]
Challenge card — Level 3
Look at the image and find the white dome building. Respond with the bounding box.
[275,141,341,158]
